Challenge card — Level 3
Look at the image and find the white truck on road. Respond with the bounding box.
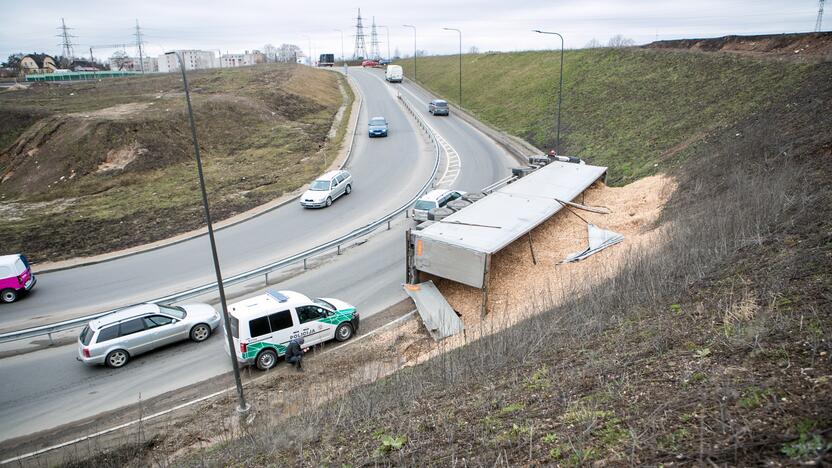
[385,64,403,83]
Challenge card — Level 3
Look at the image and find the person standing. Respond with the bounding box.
[285,337,306,372]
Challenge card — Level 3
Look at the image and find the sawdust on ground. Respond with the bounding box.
[410,173,677,365]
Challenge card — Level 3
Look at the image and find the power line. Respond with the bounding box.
[370,16,380,60]
[817,0,826,31]
[352,8,367,59]
[56,17,76,59]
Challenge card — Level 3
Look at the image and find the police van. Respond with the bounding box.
[226,290,359,370]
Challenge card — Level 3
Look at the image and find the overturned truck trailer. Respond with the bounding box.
[407,161,607,315]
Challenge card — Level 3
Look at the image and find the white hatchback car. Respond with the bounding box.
[300,170,353,208]
[412,189,466,222]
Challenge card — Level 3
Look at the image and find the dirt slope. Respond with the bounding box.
[646,31,832,62]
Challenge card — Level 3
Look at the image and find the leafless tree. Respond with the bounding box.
[263,44,278,63]
[468,45,480,54]
[276,43,302,63]
[584,38,602,49]
[607,35,635,48]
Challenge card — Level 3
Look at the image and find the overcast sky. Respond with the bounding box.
[1,0,822,62]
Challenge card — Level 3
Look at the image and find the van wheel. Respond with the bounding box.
[335,323,353,342]
[1,289,18,303]
[190,324,211,342]
[105,349,130,368]
[256,349,278,370]
[345,184,352,195]
[325,197,332,207]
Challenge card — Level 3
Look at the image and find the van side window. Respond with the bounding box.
[249,317,271,338]
[119,318,145,337]
[0,266,11,277]
[296,305,327,324]
[268,310,293,331]
[97,325,119,343]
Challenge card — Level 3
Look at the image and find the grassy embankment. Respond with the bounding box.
[0,64,352,262]
[399,48,807,185]
[60,48,831,465]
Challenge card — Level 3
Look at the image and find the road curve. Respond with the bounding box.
[0,67,519,444]
[0,68,432,332]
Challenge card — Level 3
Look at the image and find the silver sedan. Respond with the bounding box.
[77,302,221,368]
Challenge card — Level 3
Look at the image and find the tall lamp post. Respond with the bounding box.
[302,35,312,66]
[442,27,462,108]
[403,24,416,80]
[165,51,249,415]
[333,28,346,74]
[378,25,391,61]
[533,30,565,155]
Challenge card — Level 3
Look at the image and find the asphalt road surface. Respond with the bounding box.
[0,66,517,443]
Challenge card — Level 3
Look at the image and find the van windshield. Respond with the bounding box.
[310,180,330,191]
[414,200,437,211]
[158,305,186,320]
[313,298,335,311]
[434,101,448,108]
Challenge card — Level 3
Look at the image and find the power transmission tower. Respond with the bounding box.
[370,17,380,60]
[56,18,76,62]
[134,19,145,73]
[817,0,826,31]
[352,8,367,59]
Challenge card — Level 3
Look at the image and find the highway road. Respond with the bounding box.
[0,67,517,443]
[0,67,433,331]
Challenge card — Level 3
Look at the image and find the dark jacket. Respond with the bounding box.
[286,338,304,360]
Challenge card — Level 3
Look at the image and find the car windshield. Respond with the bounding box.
[158,304,186,320]
[310,180,331,191]
[369,118,386,126]
[414,200,437,211]
[434,101,448,108]
[313,298,336,311]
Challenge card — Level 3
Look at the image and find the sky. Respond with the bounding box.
[0,0,823,62]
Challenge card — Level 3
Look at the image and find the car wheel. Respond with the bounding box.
[256,349,278,370]
[345,184,352,195]
[335,323,353,342]
[190,323,211,342]
[1,289,18,303]
[325,197,332,207]
[105,349,129,368]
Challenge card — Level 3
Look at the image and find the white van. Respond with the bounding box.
[226,290,359,370]
[385,64,403,83]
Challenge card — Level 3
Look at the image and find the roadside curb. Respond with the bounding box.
[32,71,364,274]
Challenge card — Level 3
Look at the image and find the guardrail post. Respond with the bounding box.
[47,332,54,346]
[265,272,269,285]
[337,245,341,255]
[304,258,308,270]
[387,220,391,230]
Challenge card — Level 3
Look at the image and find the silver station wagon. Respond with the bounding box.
[300,170,353,208]
[77,302,221,368]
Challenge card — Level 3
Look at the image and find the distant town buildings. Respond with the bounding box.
[20,54,57,74]
[220,50,266,68]
[158,50,217,72]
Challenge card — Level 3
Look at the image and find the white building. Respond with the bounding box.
[220,50,267,68]
[158,50,217,72]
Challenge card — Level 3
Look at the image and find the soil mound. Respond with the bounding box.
[645,31,832,62]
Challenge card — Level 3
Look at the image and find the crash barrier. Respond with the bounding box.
[0,92,442,345]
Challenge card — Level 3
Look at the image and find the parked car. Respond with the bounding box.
[0,254,35,303]
[428,99,450,116]
[226,290,359,370]
[361,59,379,67]
[412,189,466,221]
[368,116,389,137]
[77,302,221,368]
[385,64,403,82]
[300,170,353,208]
[379,58,392,66]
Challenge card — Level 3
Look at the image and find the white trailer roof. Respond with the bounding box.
[415,161,607,255]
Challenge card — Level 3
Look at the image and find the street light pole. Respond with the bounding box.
[403,24,416,80]
[443,27,462,108]
[165,51,249,415]
[333,28,346,74]
[379,25,391,61]
[533,30,565,155]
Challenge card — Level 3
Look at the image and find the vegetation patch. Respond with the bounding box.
[0,64,350,261]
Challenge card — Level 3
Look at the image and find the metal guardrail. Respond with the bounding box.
[0,92,442,345]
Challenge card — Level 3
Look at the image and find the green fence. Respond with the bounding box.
[25,71,143,82]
